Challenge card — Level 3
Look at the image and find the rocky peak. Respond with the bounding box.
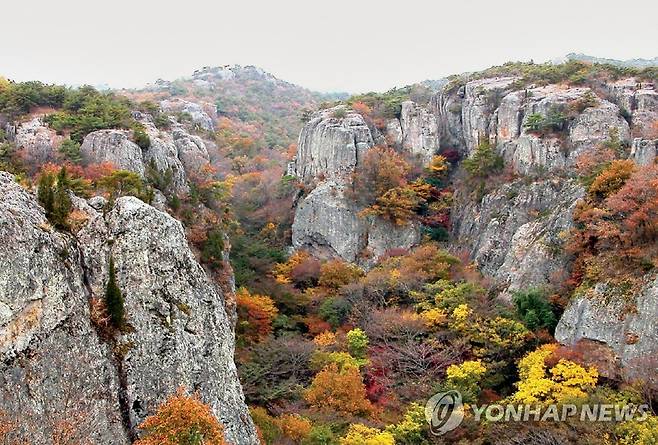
[293,105,377,185]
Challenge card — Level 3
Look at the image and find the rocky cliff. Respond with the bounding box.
[290,106,421,267]
[0,172,258,444]
[290,74,658,372]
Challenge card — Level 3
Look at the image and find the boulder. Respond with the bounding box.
[7,116,62,165]
[294,106,375,184]
[80,129,145,176]
[160,99,216,131]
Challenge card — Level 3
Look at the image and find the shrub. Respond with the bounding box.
[346,328,369,360]
[37,166,72,230]
[303,425,337,445]
[587,159,636,200]
[348,146,411,206]
[340,424,394,445]
[58,139,82,163]
[236,287,278,343]
[445,360,487,403]
[133,128,151,149]
[276,414,312,443]
[318,297,352,328]
[250,407,281,445]
[512,344,598,404]
[135,388,226,445]
[318,260,364,289]
[201,228,226,269]
[332,108,347,119]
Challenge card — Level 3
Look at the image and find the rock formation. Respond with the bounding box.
[555,276,658,375]
[80,114,211,195]
[0,172,258,444]
[290,106,421,267]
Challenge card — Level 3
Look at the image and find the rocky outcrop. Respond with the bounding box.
[605,78,658,138]
[80,118,211,195]
[292,181,420,267]
[293,106,375,184]
[0,172,126,443]
[81,129,146,175]
[5,116,62,164]
[630,138,657,165]
[160,99,216,131]
[0,172,258,444]
[435,79,633,175]
[291,107,422,266]
[461,76,519,156]
[452,178,584,297]
[555,276,658,375]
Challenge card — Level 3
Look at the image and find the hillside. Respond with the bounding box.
[1,58,657,444]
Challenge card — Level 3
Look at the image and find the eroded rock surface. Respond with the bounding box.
[555,276,658,375]
[0,172,258,444]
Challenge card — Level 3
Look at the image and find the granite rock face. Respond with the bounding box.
[398,100,439,163]
[555,276,658,375]
[452,178,584,298]
[160,99,216,131]
[605,78,658,138]
[293,105,375,184]
[0,172,126,444]
[0,172,258,444]
[291,107,422,266]
[630,138,657,165]
[80,129,146,175]
[292,181,421,267]
[80,118,211,195]
[5,116,62,165]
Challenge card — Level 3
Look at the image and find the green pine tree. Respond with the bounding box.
[105,257,126,330]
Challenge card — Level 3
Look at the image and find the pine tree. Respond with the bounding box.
[105,257,125,330]
[37,171,55,216]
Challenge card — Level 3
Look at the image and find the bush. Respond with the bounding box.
[346,328,369,360]
[332,108,347,119]
[318,297,352,328]
[37,166,72,230]
[462,140,503,180]
[133,128,151,149]
[201,228,226,269]
[58,139,82,163]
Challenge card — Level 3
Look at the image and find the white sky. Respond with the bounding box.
[1,0,656,93]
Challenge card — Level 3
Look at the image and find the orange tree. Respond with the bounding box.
[135,388,226,445]
[304,363,374,417]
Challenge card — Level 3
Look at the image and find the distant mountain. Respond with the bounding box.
[134,65,344,149]
[557,53,658,68]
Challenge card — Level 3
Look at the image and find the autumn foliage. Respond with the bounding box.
[135,388,226,445]
[236,287,279,343]
[304,363,374,417]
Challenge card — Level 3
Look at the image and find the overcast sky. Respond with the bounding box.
[1,0,656,93]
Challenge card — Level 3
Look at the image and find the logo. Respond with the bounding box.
[425,390,464,435]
